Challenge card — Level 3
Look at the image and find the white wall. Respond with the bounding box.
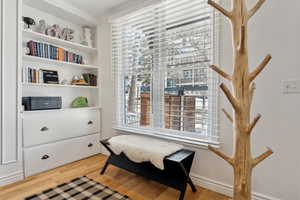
[0,0,24,186]
[99,0,300,199]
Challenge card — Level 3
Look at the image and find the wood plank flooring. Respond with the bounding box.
[0,154,230,200]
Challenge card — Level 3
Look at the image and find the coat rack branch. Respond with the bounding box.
[252,148,273,167]
[210,65,232,81]
[249,55,272,82]
[222,108,233,122]
[208,145,234,166]
[248,0,267,19]
[208,0,232,19]
[220,83,240,111]
[248,114,261,134]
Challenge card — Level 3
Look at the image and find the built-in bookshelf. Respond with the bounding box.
[21,1,100,111]
[20,0,102,178]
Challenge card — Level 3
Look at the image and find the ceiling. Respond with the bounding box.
[62,0,131,18]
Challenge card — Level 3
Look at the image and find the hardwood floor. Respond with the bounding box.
[0,154,230,200]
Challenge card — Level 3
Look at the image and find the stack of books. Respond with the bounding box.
[27,40,83,64]
[82,73,97,86]
[23,67,59,84]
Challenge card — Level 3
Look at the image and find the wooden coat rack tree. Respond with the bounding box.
[207,0,273,199]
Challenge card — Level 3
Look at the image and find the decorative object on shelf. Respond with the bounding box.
[80,40,88,46]
[46,24,62,38]
[207,0,273,199]
[36,19,47,34]
[23,47,30,55]
[82,26,93,48]
[61,28,74,41]
[22,96,62,111]
[82,73,97,86]
[71,96,88,108]
[60,79,68,85]
[71,75,88,85]
[23,17,35,30]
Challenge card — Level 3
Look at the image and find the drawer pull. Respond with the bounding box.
[40,126,49,132]
[41,155,50,160]
[88,121,93,125]
[88,143,93,148]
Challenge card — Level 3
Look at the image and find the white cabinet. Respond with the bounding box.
[23,109,100,147]
[22,108,101,177]
[24,133,100,177]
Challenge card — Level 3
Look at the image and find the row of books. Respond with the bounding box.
[23,67,98,87]
[27,41,84,64]
[23,67,59,84]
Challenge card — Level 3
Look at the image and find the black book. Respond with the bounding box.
[42,70,59,84]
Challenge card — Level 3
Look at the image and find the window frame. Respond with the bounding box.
[112,0,220,148]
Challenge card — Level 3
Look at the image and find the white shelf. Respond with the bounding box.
[23,30,97,54]
[21,106,101,114]
[23,55,99,70]
[22,82,99,89]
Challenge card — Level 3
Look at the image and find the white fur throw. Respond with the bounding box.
[108,135,184,170]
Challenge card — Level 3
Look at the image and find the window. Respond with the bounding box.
[112,0,219,145]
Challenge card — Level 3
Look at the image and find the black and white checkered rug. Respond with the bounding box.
[24,176,131,200]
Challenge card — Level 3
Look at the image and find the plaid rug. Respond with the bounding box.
[24,176,131,200]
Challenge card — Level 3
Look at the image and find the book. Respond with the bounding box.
[42,69,59,84]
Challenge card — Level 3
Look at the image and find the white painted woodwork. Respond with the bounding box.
[0,0,19,164]
[22,55,99,70]
[20,0,102,179]
[23,30,97,54]
[22,82,99,89]
[24,133,100,177]
[21,106,101,114]
[23,109,100,147]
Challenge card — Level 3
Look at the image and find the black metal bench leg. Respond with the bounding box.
[100,160,110,175]
[187,177,197,192]
[179,184,187,200]
[179,163,197,192]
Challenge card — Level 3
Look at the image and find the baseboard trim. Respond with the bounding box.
[190,173,280,200]
[0,171,23,186]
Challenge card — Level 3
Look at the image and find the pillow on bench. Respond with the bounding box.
[108,135,184,170]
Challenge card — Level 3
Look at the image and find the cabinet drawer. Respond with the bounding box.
[24,133,100,177]
[23,109,100,147]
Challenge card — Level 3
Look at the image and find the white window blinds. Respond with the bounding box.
[112,0,219,145]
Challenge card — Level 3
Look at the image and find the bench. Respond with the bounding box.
[100,139,197,200]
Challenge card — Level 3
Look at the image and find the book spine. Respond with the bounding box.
[55,47,58,60]
[50,45,53,59]
[44,44,47,58]
[48,45,50,59]
[41,44,43,58]
[34,42,37,56]
[39,70,43,83]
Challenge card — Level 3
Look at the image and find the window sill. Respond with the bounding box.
[113,126,220,150]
